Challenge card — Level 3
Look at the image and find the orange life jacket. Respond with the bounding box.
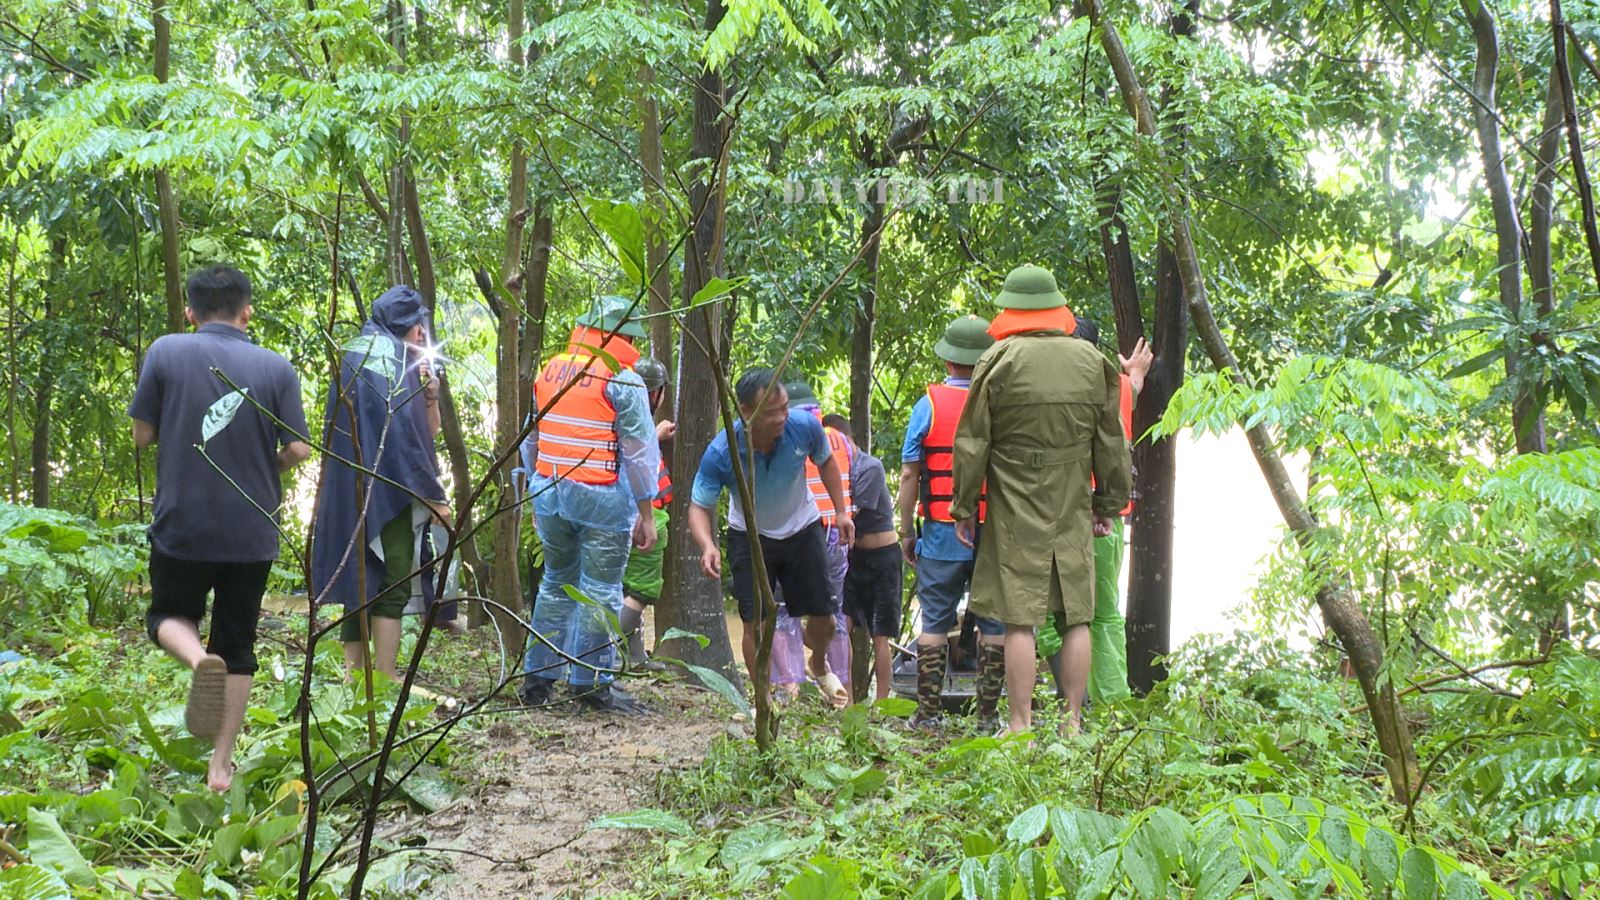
[653,460,673,510]
[532,327,641,486]
[919,383,987,523]
[805,425,854,527]
[1091,374,1137,516]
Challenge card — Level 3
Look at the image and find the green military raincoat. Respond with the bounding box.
[949,329,1133,628]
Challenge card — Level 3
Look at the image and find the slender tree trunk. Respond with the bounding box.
[659,0,740,683]
[639,64,675,409]
[520,206,552,423]
[491,0,529,634]
[6,226,20,503]
[1528,62,1567,653]
[1098,0,1193,696]
[1552,0,1600,293]
[850,178,885,451]
[384,0,412,288]
[32,238,65,508]
[1101,197,1185,694]
[402,175,487,601]
[1462,0,1543,454]
[1091,1,1420,801]
[152,0,183,334]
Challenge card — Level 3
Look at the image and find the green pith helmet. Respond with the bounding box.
[934,314,995,365]
[577,294,648,338]
[635,357,669,390]
[784,380,818,409]
[994,265,1068,310]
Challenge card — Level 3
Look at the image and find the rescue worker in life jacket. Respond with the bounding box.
[895,315,1004,729]
[619,357,675,670]
[519,296,660,715]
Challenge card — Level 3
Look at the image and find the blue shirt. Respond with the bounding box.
[900,377,973,562]
[691,409,832,539]
[520,368,661,534]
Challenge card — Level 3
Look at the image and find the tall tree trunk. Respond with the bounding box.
[850,178,885,451]
[32,238,65,508]
[1462,0,1541,454]
[152,0,183,334]
[1528,64,1566,653]
[402,174,487,603]
[6,226,20,503]
[659,0,740,683]
[1091,1,1420,802]
[384,0,412,288]
[519,206,552,424]
[1097,0,1192,696]
[639,64,675,409]
[1101,196,1185,695]
[1552,0,1600,293]
[491,0,528,636]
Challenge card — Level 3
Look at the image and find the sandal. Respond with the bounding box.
[186,655,228,740]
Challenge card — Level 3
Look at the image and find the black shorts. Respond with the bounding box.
[146,548,273,675]
[843,543,903,637]
[727,522,837,622]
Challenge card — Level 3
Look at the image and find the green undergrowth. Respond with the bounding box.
[0,617,483,898]
[601,632,1599,898]
[0,499,506,898]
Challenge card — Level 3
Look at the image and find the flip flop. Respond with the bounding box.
[186,655,228,740]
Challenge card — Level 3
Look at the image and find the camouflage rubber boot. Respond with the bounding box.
[974,643,1006,733]
[912,644,947,728]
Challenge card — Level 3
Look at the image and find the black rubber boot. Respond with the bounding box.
[519,675,556,707]
[911,644,947,729]
[974,643,1006,733]
[575,683,652,716]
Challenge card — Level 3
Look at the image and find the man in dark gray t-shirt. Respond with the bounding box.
[128,264,310,792]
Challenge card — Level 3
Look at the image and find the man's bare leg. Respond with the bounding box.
[346,617,402,681]
[1003,626,1037,735]
[156,619,248,790]
[802,614,836,679]
[209,674,252,792]
[371,616,401,680]
[1056,624,1091,735]
[872,636,893,701]
[155,617,207,669]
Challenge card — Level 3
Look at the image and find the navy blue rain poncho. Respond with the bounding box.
[310,286,451,619]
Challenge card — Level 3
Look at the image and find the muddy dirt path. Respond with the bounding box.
[423,676,739,899]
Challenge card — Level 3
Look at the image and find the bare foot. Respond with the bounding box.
[207,759,234,793]
[1057,716,1083,738]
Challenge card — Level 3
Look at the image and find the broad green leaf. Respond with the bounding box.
[392,761,456,813]
[1006,804,1049,845]
[589,808,692,837]
[872,696,917,717]
[657,627,711,649]
[0,864,70,900]
[588,200,645,288]
[25,808,96,887]
[1402,847,1439,900]
[1363,828,1399,887]
[658,656,750,715]
[201,388,250,445]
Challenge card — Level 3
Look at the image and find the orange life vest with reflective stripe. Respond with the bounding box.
[653,460,672,510]
[1091,374,1137,516]
[805,424,854,527]
[532,328,640,486]
[919,383,986,523]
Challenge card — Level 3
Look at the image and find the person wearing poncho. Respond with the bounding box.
[310,285,452,681]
